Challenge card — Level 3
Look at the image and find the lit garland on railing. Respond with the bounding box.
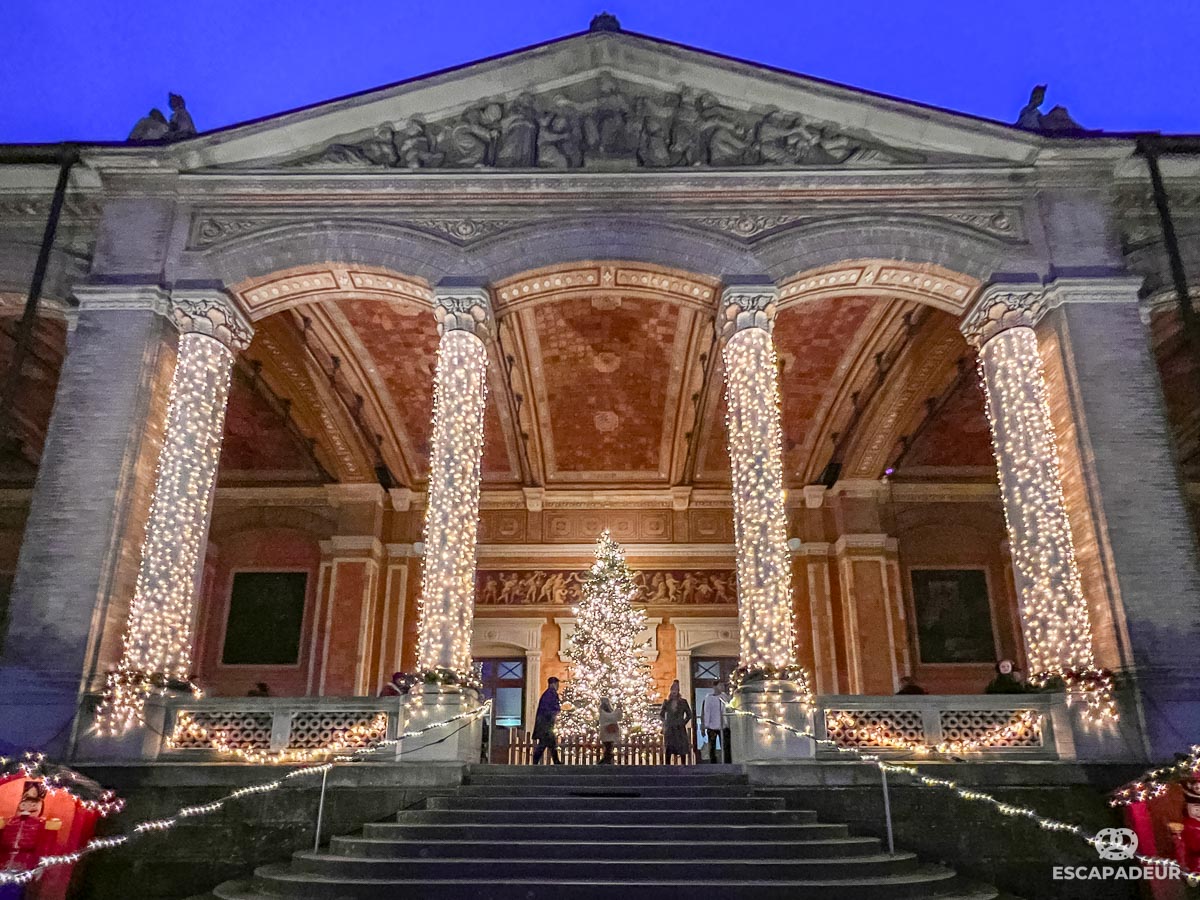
[0,702,490,886]
[167,712,389,765]
[1110,745,1200,807]
[96,333,235,734]
[722,326,799,674]
[0,753,124,817]
[725,701,1198,886]
[977,326,1115,723]
[824,710,1043,755]
[416,328,488,676]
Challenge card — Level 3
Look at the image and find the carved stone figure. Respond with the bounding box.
[1015,85,1084,134]
[128,109,169,141]
[167,93,196,139]
[289,77,915,171]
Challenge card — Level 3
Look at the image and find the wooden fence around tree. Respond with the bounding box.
[505,729,672,765]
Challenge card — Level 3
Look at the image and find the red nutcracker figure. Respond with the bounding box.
[0,783,60,873]
[1169,777,1200,873]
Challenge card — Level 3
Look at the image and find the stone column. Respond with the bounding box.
[962,285,1113,722]
[96,289,252,734]
[1035,278,1200,759]
[719,280,812,760]
[0,285,178,753]
[415,284,491,676]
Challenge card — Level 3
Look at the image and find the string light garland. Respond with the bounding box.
[1110,745,1200,807]
[825,710,1043,756]
[96,333,235,734]
[977,325,1115,722]
[0,702,490,886]
[557,532,662,739]
[416,327,488,678]
[722,325,800,675]
[725,701,1198,886]
[0,753,124,817]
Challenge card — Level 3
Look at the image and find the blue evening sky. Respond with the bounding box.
[2,0,1198,143]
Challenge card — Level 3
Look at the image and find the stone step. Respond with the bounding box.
[392,807,817,826]
[424,794,787,811]
[468,764,744,775]
[285,852,923,881]
[456,783,759,797]
[327,836,885,860]
[465,773,749,787]
[362,821,851,842]
[217,864,991,900]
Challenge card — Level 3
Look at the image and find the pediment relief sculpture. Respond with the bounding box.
[286,76,921,171]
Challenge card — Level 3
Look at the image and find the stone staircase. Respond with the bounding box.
[213,764,999,899]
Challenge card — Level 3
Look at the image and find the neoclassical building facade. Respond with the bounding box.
[0,21,1197,761]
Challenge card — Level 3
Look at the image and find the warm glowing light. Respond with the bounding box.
[977,325,1115,721]
[722,326,797,672]
[416,328,488,675]
[558,532,662,738]
[96,333,234,733]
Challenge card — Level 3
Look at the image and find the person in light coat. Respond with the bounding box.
[700,681,732,764]
[598,696,621,765]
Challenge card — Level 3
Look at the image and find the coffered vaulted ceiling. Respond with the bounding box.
[215,262,998,490]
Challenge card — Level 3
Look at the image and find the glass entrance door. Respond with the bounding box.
[692,656,738,753]
[477,657,525,763]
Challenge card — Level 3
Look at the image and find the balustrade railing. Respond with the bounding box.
[506,729,667,765]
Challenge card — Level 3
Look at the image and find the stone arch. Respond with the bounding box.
[466,217,760,284]
[759,216,1011,288]
[179,220,466,290]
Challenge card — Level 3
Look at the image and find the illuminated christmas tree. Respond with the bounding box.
[558,532,662,739]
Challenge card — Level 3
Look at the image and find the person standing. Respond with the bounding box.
[532,677,562,765]
[700,682,731,764]
[598,696,621,765]
[660,680,694,765]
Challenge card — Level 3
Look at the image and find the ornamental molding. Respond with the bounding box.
[832,534,899,555]
[471,617,546,653]
[283,75,922,172]
[781,261,978,314]
[556,616,662,662]
[961,276,1143,346]
[718,282,779,339]
[187,212,529,250]
[72,283,171,316]
[492,263,717,312]
[234,265,433,321]
[433,284,494,340]
[685,208,1022,243]
[672,616,739,653]
[169,288,254,351]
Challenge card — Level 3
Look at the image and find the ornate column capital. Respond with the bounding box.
[718,278,779,340]
[960,284,1048,347]
[169,287,254,352]
[433,281,493,342]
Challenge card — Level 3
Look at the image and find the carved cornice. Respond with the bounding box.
[961,276,1143,346]
[718,281,779,339]
[73,283,171,316]
[959,285,1047,347]
[433,284,493,341]
[170,288,254,351]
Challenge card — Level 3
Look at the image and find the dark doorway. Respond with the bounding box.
[478,657,526,763]
[692,655,738,752]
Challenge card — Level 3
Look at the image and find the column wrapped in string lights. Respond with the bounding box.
[718,282,806,691]
[415,287,491,676]
[963,287,1114,722]
[97,292,252,734]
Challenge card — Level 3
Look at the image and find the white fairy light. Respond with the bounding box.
[722,324,797,672]
[977,325,1115,721]
[97,333,234,733]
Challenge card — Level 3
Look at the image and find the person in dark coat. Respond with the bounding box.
[660,679,694,765]
[985,660,1027,694]
[532,677,562,764]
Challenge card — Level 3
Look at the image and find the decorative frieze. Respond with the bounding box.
[476,568,737,606]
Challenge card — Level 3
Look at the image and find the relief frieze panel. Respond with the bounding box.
[476,569,737,606]
[543,509,671,543]
[285,76,922,172]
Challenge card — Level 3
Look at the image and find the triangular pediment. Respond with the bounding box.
[157,29,1046,172]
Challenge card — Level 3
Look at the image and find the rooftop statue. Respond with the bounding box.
[128,93,198,142]
[1015,85,1084,135]
[289,78,919,170]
